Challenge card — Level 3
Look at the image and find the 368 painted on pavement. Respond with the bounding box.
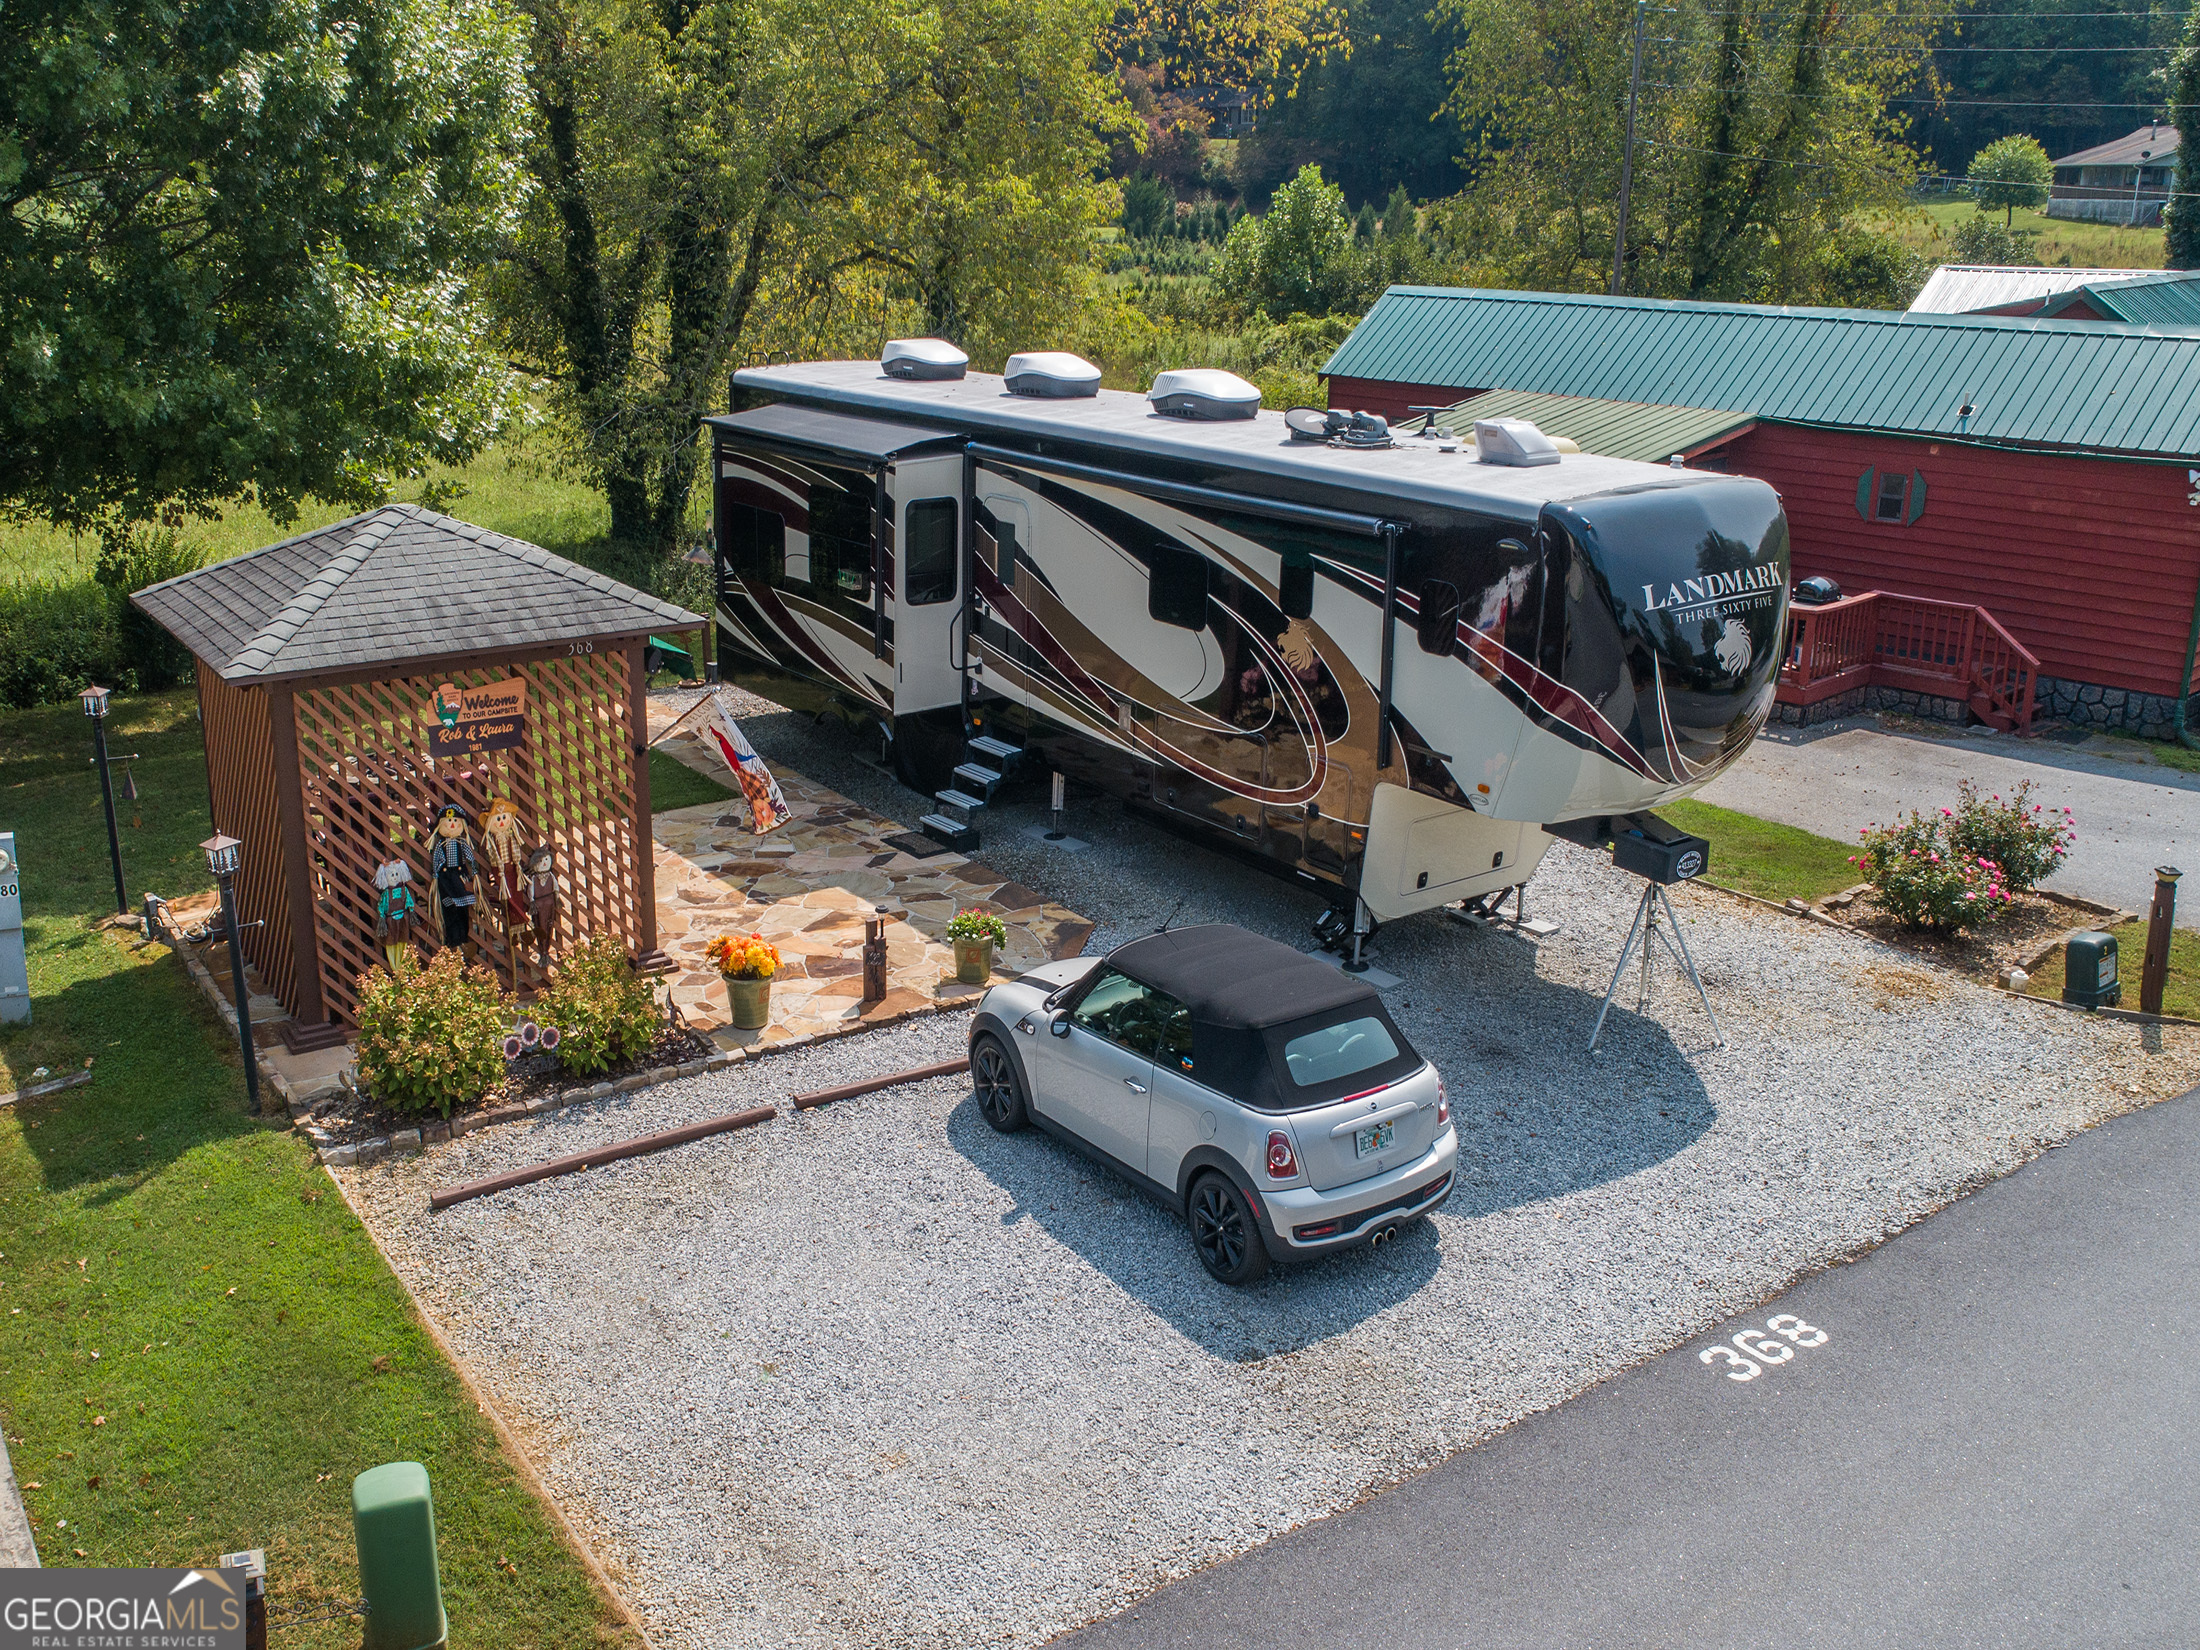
[1699,1313,1829,1383]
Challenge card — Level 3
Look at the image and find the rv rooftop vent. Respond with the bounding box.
[1147,368,1261,421]
[1474,417,1562,467]
[1003,351,1102,399]
[882,338,968,381]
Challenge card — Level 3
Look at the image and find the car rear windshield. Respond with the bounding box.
[1282,1016,1400,1086]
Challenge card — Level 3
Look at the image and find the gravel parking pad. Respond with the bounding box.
[341,710,2200,1649]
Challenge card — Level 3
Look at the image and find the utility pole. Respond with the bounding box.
[1612,0,1649,297]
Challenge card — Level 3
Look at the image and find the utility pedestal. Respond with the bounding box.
[353,1462,447,1650]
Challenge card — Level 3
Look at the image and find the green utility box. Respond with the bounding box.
[2062,930,2121,1010]
[353,1462,448,1650]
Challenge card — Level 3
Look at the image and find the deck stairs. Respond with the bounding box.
[919,732,1025,850]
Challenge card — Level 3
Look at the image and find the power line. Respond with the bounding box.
[1649,136,2200,199]
[1647,83,2180,107]
[1657,38,2187,49]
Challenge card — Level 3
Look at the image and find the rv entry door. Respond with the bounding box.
[891,452,965,715]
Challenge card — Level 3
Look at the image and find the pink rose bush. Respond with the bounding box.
[1850,782,2074,934]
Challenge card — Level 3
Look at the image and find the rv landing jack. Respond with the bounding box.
[1589,880,1723,1052]
[1311,900,1381,971]
[1451,883,1561,939]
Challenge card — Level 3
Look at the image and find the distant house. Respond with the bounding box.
[1322,285,2200,736]
[1909,264,2200,327]
[2049,125,2181,226]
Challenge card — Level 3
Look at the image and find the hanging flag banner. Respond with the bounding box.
[706,700,790,835]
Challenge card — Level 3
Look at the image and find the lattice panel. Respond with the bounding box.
[293,650,642,1025]
[198,672,298,1013]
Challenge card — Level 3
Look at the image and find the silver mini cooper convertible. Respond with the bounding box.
[968,924,1457,1284]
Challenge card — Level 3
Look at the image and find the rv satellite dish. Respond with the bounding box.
[1284,407,1331,442]
[1147,368,1261,421]
[882,338,969,381]
[1474,418,1563,467]
[1003,351,1103,398]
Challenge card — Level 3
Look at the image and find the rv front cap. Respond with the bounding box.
[1003,351,1103,398]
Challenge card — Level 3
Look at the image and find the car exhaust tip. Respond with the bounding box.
[1371,1222,1402,1247]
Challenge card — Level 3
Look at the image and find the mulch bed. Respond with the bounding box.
[1838,888,2115,980]
[308,1024,717,1145]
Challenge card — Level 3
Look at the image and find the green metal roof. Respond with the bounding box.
[2035,271,2200,329]
[1322,287,2200,459]
[1419,388,1755,463]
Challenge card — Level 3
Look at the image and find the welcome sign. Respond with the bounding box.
[424,677,528,755]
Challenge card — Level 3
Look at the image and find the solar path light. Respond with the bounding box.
[203,832,259,1110]
[81,684,127,915]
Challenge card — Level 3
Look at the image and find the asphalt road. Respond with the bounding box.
[1697,719,2200,923]
[1057,1086,2200,1650]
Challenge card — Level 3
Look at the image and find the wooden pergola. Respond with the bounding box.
[135,505,703,1048]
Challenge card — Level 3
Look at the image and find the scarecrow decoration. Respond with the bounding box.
[372,858,419,977]
[480,797,532,990]
[524,843,560,979]
[429,803,478,960]
[706,699,790,835]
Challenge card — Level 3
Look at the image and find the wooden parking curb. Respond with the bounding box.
[791,1057,970,1111]
[428,1104,778,1209]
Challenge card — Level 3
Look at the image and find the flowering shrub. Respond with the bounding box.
[945,909,1008,946]
[538,936,664,1076]
[354,949,509,1117]
[1949,778,2074,894]
[706,931,781,980]
[1852,810,2015,933]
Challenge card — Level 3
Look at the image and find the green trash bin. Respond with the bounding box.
[353,1462,448,1650]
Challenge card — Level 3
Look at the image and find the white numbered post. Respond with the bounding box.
[0,833,27,1024]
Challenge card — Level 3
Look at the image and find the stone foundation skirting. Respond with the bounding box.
[2036,676,2194,741]
[1773,684,1966,727]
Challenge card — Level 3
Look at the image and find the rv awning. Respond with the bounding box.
[704,403,963,465]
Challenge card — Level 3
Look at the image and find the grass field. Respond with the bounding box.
[0,439,615,589]
[1893,199,2166,272]
[2026,918,2200,1021]
[648,746,736,812]
[0,690,633,1645]
[1661,798,1862,905]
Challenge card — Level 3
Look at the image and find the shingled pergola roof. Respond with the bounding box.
[132,503,702,682]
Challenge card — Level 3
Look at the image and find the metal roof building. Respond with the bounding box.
[1321,287,2200,460]
[1908,264,2200,328]
[1423,387,1755,463]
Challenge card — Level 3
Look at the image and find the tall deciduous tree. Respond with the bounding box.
[1435,0,1938,303]
[0,0,533,534]
[1105,0,1344,99]
[2167,5,2200,270]
[1967,133,2054,227]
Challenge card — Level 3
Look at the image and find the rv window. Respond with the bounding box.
[1416,579,1461,655]
[1149,542,1210,630]
[905,498,957,606]
[1874,470,1910,522]
[809,481,873,600]
[1279,559,1314,620]
[721,502,785,582]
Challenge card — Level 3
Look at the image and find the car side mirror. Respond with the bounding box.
[1049,1012,1073,1038]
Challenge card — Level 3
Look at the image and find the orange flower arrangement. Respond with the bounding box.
[706,932,780,980]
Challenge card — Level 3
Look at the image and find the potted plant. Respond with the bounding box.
[706,932,782,1029]
[945,908,1008,985]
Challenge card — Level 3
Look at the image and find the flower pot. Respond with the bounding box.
[723,973,772,1030]
[952,936,995,985]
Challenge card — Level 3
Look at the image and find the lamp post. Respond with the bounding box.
[203,832,259,1110]
[81,685,127,915]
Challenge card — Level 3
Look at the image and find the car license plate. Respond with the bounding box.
[1354,1119,1394,1158]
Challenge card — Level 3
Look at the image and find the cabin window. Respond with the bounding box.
[809,481,873,602]
[905,498,958,605]
[1280,559,1314,620]
[1149,541,1210,629]
[721,502,785,585]
[1873,470,1910,522]
[1416,579,1461,655]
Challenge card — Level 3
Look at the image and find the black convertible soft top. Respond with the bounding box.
[1107,925,1377,1029]
[1101,925,1420,1110]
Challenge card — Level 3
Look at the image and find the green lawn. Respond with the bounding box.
[2026,918,2200,1021]
[0,691,633,1646]
[1661,797,1861,905]
[648,746,736,813]
[1894,199,2166,272]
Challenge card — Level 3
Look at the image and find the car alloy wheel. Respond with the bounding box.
[971,1033,1028,1132]
[1189,1172,1270,1285]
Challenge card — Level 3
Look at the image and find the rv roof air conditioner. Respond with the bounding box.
[1147,368,1261,421]
[882,338,969,381]
[1473,418,1563,467]
[1003,351,1103,399]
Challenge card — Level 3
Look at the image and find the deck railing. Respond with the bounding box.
[1780,590,2038,734]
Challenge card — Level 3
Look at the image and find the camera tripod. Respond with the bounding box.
[1589,880,1724,1052]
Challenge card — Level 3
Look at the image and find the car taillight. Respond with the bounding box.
[1436,1073,1449,1127]
[1266,1130,1298,1179]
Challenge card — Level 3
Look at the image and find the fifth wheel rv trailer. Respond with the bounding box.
[704,348,1790,943]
